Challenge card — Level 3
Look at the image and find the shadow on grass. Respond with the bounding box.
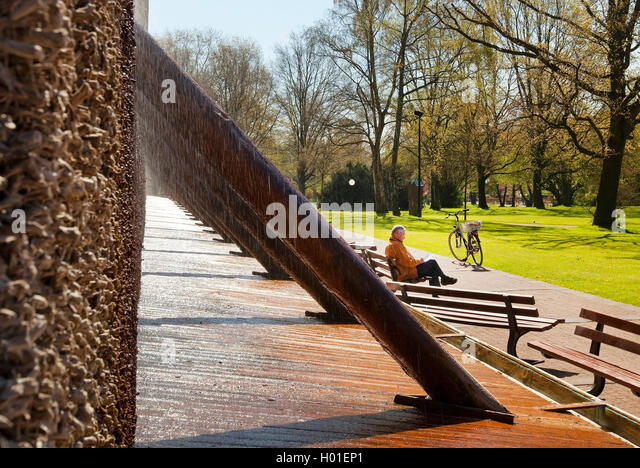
[368,210,640,265]
[518,233,640,251]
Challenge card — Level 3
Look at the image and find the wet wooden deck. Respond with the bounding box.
[135,197,632,448]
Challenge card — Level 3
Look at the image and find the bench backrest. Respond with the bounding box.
[576,309,640,356]
[387,281,539,318]
[363,249,394,280]
[387,258,401,282]
[349,243,377,252]
[352,247,379,272]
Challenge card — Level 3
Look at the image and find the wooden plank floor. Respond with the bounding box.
[135,197,632,448]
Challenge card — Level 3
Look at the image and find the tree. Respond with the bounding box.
[403,22,467,211]
[508,9,566,209]
[458,46,520,209]
[159,29,220,81]
[159,30,277,149]
[386,0,430,215]
[321,163,376,205]
[436,0,640,228]
[319,0,399,214]
[273,31,340,194]
[619,139,640,204]
[546,164,584,206]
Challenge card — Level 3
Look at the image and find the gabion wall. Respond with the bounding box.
[0,0,142,447]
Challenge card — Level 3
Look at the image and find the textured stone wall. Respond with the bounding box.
[0,0,142,447]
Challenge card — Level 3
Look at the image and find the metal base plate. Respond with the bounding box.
[305,311,360,325]
[252,271,292,281]
[395,394,515,425]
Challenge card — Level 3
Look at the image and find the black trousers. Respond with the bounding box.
[416,260,445,287]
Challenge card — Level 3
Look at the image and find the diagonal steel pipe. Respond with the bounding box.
[138,95,290,280]
[138,92,354,318]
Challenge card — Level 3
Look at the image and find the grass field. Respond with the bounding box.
[342,205,640,307]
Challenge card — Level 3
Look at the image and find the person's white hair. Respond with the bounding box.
[391,225,406,235]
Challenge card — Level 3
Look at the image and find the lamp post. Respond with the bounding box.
[414,110,424,218]
[464,162,469,222]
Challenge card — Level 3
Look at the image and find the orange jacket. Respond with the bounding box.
[385,238,421,282]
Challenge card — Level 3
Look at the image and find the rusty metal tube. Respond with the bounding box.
[138,94,354,318]
[138,98,291,279]
[136,26,507,412]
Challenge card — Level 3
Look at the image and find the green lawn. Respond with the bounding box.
[342,205,640,307]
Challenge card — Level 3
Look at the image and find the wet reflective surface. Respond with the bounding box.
[135,198,631,448]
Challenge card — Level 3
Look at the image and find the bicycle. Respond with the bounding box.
[446,209,484,266]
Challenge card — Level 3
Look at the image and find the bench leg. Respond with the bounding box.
[507,329,544,365]
[507,329,524,358]
[504,298,542,364]
[505,296,523,359]
[401,286,410,304]
[586,324,606,397]
[589,376,606,398]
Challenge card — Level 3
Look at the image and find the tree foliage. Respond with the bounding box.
[157,1,640,228]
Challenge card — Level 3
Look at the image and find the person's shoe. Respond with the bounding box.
[441,276,458,286]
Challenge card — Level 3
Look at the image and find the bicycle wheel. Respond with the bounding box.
[468,233,484,266]
[448,230,469,262]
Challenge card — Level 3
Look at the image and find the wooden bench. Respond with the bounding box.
[356,249,431,284]
[360,249,394,280]
[529,309,640,397]
[349,243,377,252]
[387,281,564,358]
[387,258,431,285]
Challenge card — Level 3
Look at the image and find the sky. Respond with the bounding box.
[148,0,335,63]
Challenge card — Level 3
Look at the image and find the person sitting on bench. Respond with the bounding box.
[385,225,458,287]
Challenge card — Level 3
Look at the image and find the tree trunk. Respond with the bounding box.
[430,173,441,211]
[532,167,545,209]
[371,145,387,214]
[519,185,533,207]
[593,112,627,228]
[557,175,579,207]
[496,184,507,207]
[389,42,407,217]
[593,45,629,228]
[390,163,400,216]
[477,169,489,210]
[593,152,624,228]
[511,185,516,207]
[296,161,307,196]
